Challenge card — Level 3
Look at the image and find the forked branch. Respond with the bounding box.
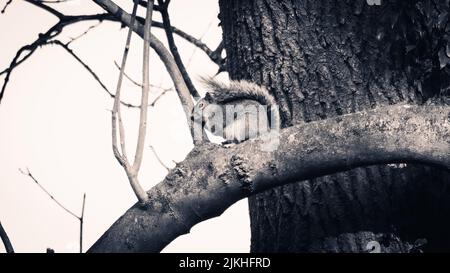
[20,168,86,253]
[93,0,194,126]
[111,0,157,204]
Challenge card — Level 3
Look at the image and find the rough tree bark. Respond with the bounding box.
[89,105,450,252]
[219,0,450,252]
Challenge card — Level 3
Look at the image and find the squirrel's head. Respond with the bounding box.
[191,94,210,124]
[191,93,224,134]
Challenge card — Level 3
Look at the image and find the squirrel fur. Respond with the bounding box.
[192,77,280,143]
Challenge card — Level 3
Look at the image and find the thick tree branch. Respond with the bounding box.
[0,221,14,253]
[88,104,450,252]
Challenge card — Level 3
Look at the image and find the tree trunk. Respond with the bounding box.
[219,0,450,252]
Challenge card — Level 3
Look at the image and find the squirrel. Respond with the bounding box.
[191,77,280,144]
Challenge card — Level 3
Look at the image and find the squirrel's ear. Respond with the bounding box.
[204,92,212,101]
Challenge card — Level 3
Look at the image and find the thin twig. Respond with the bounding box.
[185,14,215,69]
[1,0,198,137]
[113,60,143,87]
[0,221,14,253]
[67,22,102,46]
[113,60,173,103]
[1,1,222,104]
[3,0,207,120]
[20,168,80,219]
[149,145,170,171]
[46,40,139,108]
[149,20,225,69]
[19,168,86,253]
[0,21,62,102]
[1,0,12,13]
[0,11,119,105]
[24,0,64,18]
[113,60,169,91]
[79,193,86,253]
[149,88,172,106]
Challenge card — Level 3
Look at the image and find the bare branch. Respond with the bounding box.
[51,40,108,90]
[0,12,118,104]
[0,47,36,102]
[0,221,14,253]
[24,0,64,18]
[111,0,146,203]
[0,21,62,102]
[113,61,143,87]
[158,0,200,98]
[113,60,172,93]
[134,0,154,172]
[2,1,220,108]
[183,20,225,74]
[112,60,174,106]
[20,168,81,219]
[1,0,12,14]
[149,145,170,171]
[0,33,137,108]
[149,88,172,106]
[20,168,86,253]
[88,104,450,253]
[67,22,102,46]
[79,193,86,253]
[0,11,140,108]
[139,20,225,70]
[93,0,194,125]
[110,0,158,204]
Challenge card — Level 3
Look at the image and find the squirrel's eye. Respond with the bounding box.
[198,102,204,108]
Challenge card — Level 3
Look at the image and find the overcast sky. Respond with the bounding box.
[0,0,250,253]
